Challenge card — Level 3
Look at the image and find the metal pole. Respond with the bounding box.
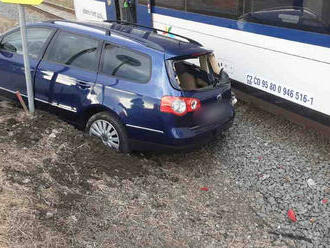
[18,4,35,114]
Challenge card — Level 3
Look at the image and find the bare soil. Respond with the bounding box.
[0,98,284,247]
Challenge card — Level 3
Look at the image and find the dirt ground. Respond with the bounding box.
[0,98,285,248]
[51,0,74,9]
[0,11,276,248]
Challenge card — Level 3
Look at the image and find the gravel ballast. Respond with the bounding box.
[213,103,329,247]
[0,2,49,24]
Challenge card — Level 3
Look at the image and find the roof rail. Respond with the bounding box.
[44,20,166,51]
[110,27,165,51]
[104,20,203,47]
[45,19,112,35]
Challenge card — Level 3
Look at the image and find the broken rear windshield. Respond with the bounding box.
[167,53,223,91]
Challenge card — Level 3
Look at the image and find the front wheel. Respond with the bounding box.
[86,112,130,153]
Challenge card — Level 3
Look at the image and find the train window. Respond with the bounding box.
[138,0,148,5]
[187,0,242,18]
[153,0,185,11]
[240,0,330,35]
[141,0,330,34]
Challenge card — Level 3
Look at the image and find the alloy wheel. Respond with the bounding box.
[89,120,120,150]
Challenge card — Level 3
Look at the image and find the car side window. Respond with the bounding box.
[102,44,151,83]
[0,28,53,59]
[46,31,99,71]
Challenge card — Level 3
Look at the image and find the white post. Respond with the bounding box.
[18,4,35,114]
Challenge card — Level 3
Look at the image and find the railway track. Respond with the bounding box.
[27,1,75,20]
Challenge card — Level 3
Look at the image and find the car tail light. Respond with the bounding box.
[160,96,201,116]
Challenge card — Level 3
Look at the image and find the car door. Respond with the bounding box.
[97,43,166,141]
[34,31,101,117]
[0,27,54,96]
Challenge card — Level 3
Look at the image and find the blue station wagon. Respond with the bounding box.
[0,20,235,152]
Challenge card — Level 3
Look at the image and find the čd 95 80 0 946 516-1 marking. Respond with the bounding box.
[246,74,314,106]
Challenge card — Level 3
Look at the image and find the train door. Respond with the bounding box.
[110,0,152,27]
[112,0,137,23]
[113,0,121,20]
[136,0,152,27]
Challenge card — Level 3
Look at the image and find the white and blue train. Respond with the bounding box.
[75,0,330,130]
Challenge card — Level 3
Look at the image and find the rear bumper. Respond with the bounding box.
[129,116,234,152]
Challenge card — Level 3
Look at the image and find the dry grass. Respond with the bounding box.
[0,140,69,247]
[0,172,10,248]
[0,170,67,247]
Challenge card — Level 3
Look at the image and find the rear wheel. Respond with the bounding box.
[86,112,130,153]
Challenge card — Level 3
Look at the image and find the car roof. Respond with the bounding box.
[30,20,211,59]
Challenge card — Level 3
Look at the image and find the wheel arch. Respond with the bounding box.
[80,104,123,129]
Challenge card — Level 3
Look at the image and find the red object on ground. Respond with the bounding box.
[322,199,328,204]
[200,187,209,192]
[15,91,29,114]
[288,209,297,222]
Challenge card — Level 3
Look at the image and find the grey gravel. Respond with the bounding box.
[212,103,330,247]
[0,2,50,26]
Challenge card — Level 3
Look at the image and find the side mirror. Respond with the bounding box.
[0,42,17,53]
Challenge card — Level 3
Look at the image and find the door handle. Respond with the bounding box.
[77,81,91,89]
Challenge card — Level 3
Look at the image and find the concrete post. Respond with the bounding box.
[18,4,35,114]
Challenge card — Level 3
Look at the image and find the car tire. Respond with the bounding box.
[86,111,130,153]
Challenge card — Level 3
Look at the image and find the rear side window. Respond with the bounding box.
[0,28,53,59]
[101,44,151,83]
[46,31,99,71]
